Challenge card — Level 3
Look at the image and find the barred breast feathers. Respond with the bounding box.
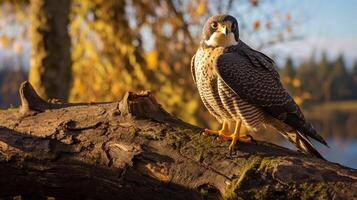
[193,46,266,130]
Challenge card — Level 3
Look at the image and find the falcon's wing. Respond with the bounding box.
[215,42,327,146]
[191,54,196,84]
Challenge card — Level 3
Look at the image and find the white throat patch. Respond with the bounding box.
[204,32,238,47]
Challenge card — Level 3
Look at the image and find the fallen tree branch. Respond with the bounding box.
[0,81,356,199]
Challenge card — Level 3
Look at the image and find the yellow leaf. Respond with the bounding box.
[196,1,206,17]
[160,61,171,75]
[292,78,301,87]
[14,42,23,53]
[111,82,121,95]
[0,35,10,48]
[294,96,303,105]
[145,50,158,69]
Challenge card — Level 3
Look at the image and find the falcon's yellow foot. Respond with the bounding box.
[223,120,255,151]
[204,120,230,138]
[203,120,256,150]
[221,134,254,151]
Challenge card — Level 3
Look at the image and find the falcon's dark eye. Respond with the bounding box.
[211,22,218,29]
[231,23,236,30]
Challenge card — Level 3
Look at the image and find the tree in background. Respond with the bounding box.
[281,56,307,105]
[70,0,147,102]
[68,0,203,124]
[281,56,296,92]
[330,54,352,101]
[29,0,72,101]
[287,52,356,104]
[68,0,299,126]
[352,61,357,99]
[0,0,320,127]
[318,52,334,102]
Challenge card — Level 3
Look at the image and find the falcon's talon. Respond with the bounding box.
[228,136,238,150]
[228,144,235,152]
[218,134,232,141]
[204,120,230,139]
[236,135,254,144]
[246,135,258,145]
[204,120,248,150]
[228,148,234,154]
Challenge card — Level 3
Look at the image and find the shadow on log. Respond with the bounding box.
[0,81,356,199]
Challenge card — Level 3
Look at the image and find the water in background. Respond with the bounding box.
[305,105,357,169]
[282,138,357,169]
[252,105,357,169]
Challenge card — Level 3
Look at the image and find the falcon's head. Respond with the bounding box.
[201,14,239,47]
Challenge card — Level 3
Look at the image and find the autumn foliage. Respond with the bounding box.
[0,0,326,127]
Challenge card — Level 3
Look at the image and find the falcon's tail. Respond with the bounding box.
[268,118,325,160]
[279,129,325,160]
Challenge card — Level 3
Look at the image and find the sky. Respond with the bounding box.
[264,0,357,67]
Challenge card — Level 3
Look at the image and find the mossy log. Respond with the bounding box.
[0,81,356,199]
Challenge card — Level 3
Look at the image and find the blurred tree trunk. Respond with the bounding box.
[29,0,72,101]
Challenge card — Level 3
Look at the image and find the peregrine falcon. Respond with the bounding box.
[191,14,328,159]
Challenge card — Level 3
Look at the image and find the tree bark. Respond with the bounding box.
[29,0,72,101]
[0,81,356,200]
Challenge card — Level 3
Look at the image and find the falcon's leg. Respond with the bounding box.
[204,119,230,137]
[219,120,254,151]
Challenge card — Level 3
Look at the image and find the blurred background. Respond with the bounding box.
[0,0,356,168]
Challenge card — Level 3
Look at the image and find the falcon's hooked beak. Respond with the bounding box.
[219,25,228,35]
[205,22,238,47]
